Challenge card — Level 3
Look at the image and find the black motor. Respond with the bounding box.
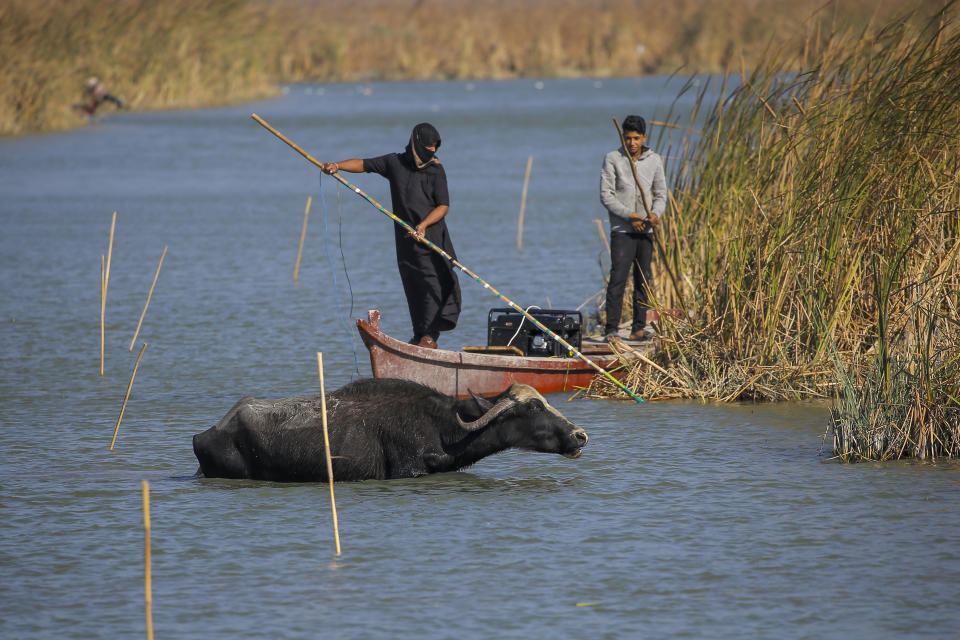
[487,308,582,357]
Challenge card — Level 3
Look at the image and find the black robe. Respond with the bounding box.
[362,152,462,339]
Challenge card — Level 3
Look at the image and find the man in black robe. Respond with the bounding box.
[321,123,461,349]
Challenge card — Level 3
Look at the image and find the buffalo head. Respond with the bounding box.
[456,383,588,459]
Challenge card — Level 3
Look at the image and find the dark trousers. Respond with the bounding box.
[604,232,654,334]
[399,254,458,341]
[400,264,442,340]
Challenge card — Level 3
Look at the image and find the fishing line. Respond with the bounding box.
[318,173,362,378]
[335,181,363,379]
[335,182,357,325]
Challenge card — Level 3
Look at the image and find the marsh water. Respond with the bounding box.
[1,78,958,639]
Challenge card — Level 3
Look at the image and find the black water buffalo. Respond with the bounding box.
[192,378,588,482]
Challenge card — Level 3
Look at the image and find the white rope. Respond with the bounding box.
[506,305,542,348]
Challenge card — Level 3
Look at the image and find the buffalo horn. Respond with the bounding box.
[468,388,494,412]
[456,393,518,431]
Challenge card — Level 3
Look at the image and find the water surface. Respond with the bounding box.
[1,78,958,639]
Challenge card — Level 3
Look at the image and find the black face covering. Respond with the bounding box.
[405,122,442,169]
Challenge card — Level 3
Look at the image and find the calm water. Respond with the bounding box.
[1,78,958,639]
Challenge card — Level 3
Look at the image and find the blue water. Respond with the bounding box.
[1,78,958,639]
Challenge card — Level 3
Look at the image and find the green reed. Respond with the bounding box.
[589,3,959,459]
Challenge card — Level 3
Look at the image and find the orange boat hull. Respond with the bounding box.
[357,310,622,398]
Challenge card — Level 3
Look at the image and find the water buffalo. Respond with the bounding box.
[193,378,588,482]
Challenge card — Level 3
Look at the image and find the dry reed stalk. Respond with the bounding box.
[101,212,116,375]
[141,480,154,640]
[592,219,609,253]
[293,196,311,282]
[104,211,116,291]
[316,352,341,556]
[517,156,533,251]
[110,343,147,450]
[649,120,702,135]
[129,246,167,351]
[614,338,686,387]
[576,287,605,312]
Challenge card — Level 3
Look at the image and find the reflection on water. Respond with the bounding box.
[1,79,959,639]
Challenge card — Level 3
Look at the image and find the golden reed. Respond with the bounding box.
[1,0,930,136]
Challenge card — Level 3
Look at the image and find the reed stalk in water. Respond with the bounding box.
[316,352,341,556]
[111,343,147,450]
[101,212,116,376]
[293,197,311,283]
[130,246,167,351]
[142,480,154,640]
[517,156,533,251]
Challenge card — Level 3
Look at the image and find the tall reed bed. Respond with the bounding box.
[589,3,960,460]
[1,0,926,136]
[1,0,279,135]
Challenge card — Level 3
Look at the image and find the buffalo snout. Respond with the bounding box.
[563,426,589,459]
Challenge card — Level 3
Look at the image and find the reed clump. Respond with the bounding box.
[1,0,931,136]
[587,3,960,460]
[830,333,960,461]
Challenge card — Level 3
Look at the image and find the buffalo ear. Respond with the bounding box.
[468,388,494,412]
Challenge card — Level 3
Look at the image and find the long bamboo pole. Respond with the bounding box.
[253,113,644,404]
[294,196,311,283]
[101,211,116,375]
[316,352,341,555]
[517,155,532,251]
[612,118,688,313]
[111,342,147,450]
[129,246,167,351]
[142,479,154,640]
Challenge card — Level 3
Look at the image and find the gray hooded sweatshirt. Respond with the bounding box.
[599,146,667,234]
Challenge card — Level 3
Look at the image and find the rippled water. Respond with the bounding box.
[1,78,958,639]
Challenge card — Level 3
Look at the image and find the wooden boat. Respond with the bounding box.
[356,309,629,398]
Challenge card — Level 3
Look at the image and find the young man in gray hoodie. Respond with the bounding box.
[599,115,667,341]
